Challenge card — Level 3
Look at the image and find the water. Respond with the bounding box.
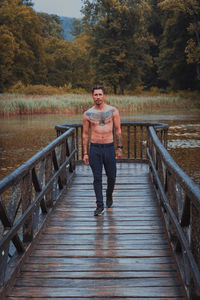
[0,109,200,185]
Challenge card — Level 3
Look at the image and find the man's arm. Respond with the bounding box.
[113,109,123,159]
[82,113,90,165]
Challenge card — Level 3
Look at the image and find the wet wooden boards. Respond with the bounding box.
[6,163,185,299]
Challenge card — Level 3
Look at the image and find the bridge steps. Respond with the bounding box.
[6,163,185,299]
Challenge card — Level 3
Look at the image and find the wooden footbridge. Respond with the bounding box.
[0,122,200,299]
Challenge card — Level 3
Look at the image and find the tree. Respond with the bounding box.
[37,13,64,39]
[43,37,73,86]
[141,0,164,89]
[0,0,47,88]
[71,18,84,37]
[0,25,18,91]
[70,32,94,90]
[82,0,154,94]
[158,0,200,90]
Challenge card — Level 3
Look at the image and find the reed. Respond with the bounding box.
[0,93,198,116]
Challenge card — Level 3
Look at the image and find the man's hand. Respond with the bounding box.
[83,154,89,165]
[116,148,123,159]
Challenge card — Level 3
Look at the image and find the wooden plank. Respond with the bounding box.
[64,191,154,196]
[31,249,170,258]
[21,261,177,272]
[43,230,164,236]
[40,233,168,241]
[53,210,160,216]
[48,219,164,225]
[6,163,185,299]
[7,296,183,300]
[56,201,157,206]
[7,286,184,298]
[36,241,169,251]
[26,256,175,265]
[14,277,180,287]
[18,270,177,279]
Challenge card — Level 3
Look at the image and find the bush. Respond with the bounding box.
[7,83,88,95]
[8,83,63,95]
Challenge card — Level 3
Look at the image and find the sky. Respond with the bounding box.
[32,0,83,18]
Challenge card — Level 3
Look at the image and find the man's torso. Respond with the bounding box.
[85,104,116,144]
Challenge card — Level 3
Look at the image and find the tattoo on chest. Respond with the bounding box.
[86,109,115,126]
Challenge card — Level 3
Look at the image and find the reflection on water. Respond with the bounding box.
[168,123,200,148]
[167,122,200,185]
[0,110,200,185]
[0,114,82,179]
[168,140,200,148]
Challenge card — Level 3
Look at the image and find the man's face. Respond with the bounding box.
[92,89,105,106]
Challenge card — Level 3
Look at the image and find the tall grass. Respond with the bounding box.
[0,93,199,117]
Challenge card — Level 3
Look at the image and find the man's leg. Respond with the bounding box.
[89,145,104,209]
[103,145,116,207]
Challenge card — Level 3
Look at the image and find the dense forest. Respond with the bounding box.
[0,0,199,94]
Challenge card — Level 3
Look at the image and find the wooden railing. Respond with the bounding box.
[147,126,200,300]
[56,121,200,299]
[0,127,76,297]
[55,121,168,162]
[0,122,199,300]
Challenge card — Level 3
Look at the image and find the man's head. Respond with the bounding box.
[92,84,105,95]
[92,84,106,108]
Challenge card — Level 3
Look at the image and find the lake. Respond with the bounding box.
[0,109,200,185]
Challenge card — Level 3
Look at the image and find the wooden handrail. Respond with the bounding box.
[0,128,76,297]
[56,121,200,298]
[147,126,200,300]
[55,121,169,162]
[0,121,199,300]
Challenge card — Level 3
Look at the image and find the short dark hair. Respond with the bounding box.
[92,84,105,94]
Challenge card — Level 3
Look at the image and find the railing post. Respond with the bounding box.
[134,126,137,158]
[75,127,79,161]
[140,126,143,158]
[127,125,130,158]
[166,170,179,244]
[22,171,33,243]
[45,153,53,208]
[60,142,67,186]
[70,130,76,172]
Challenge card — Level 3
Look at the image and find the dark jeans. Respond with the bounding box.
[89,142,116,208]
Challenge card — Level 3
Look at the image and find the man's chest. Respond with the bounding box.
[86,110,114,126]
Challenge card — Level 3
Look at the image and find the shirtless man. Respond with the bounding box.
[82,85,123,216]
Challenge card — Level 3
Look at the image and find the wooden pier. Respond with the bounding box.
[6,163,184,299]
[0,122,200,299]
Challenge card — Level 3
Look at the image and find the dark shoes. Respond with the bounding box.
[94,196,113,216]
[106,196,113,208]
[94,206,104,216]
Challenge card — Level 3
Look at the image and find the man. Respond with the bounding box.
[82,85,123,216]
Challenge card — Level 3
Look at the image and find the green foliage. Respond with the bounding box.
[8,82,63,95]
[70,18,84,37]
[0,24,18,90]
[0,0,46,90]
[0,0,199,94]
[82,0,154,94]
[38,13,64,39]
[158,0,200,89]
[7,82,88,95]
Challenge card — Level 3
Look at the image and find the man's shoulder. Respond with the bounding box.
[105,104,117,112]
[105,104,119,116]
[84,106,94,117]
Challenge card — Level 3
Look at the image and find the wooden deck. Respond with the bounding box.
[6,163,185,299]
